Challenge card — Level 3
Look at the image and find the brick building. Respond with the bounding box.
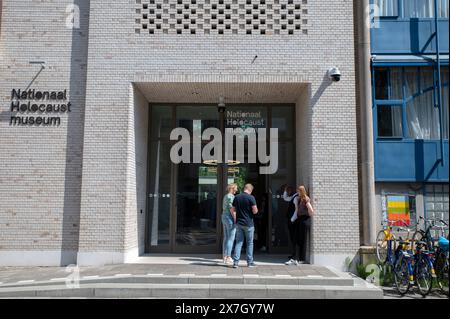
[1,0,446,269]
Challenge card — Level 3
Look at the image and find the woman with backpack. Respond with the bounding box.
[285,185,314,265]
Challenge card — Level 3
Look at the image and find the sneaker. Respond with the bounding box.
[285,259,298,266]
[247,262,257,268]
[226,257,234,265]
[297,260,306,264]
[232,263,239,269]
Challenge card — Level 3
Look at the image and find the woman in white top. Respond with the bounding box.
[285,185,314,265]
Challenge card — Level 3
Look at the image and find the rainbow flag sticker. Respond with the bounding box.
[387,195,410,226]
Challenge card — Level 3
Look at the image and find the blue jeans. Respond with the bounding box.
[233,224,255,264]
[222,213,236,257]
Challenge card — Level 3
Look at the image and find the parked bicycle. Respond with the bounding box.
[434,220,449,296]
[376,220,412,265]
[396,216,449,296]
[376,220,414,291]
[412,216,447,251]
[393,240,436,296]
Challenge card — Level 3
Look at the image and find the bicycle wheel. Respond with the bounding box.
[394,254,410,295]
[376,230,396,264]
[376,230,388,264]
[435,251,449,296]
[415,253,433,296]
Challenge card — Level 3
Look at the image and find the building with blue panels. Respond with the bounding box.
[370,0,449,231]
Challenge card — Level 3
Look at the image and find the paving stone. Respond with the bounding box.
[210,284,268,298]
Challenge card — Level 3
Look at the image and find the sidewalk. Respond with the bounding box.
[0,255,383,299]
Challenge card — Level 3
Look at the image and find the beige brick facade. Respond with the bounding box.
[0,0,361,269]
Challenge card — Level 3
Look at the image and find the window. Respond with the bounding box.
[425,184,449,227]
[405,67,440,139]
[403,0,449,18]
[374,0,399,16]
[404,0,434,17]
[381,194,417,226]
[442,68,449,138]
[375,68,389,99]
[438,0,450,17]
[374,0,449,18]
[378,105,403,137]
[375,68,402,100]
[374,66,449,140]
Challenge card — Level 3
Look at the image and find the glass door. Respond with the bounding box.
[146,104,295,254]
[174,106,220,253]
[146,106,175,253]
[224,106,270,253]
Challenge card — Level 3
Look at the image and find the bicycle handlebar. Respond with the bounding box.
[417,216,448,228]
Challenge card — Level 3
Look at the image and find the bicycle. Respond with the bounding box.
[392,238,413,295]
[376,220,413,290]
[376,220,412,265]
[413,240,436,296]
[412,216,448,251]
[393,240,436,296]
[434,220,449,296]
[411,217,449,296]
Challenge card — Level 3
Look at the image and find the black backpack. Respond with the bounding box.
[286,193,298,219]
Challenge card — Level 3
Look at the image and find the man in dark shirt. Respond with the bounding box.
[231,184,258,268]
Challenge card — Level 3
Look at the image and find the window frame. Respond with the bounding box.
[372,0,450,19]
[375,0,401,18]
[372,64,450,140]
[381,192,418,227]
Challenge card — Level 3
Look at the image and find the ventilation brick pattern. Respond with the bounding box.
[135,0,309,35]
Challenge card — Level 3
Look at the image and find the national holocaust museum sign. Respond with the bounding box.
[9,89,72,126]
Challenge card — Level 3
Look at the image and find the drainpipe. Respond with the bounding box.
[434,0,444,166]
[356,0,377,245]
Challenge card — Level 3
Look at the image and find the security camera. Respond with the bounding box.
[218,96,226,113]
[328,67,342,82]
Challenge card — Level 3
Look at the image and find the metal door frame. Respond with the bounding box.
[146,103,295,254]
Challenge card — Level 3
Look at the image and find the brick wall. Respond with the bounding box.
[77,0,360,267]
[0,0,89,265]
[0,0,361,269]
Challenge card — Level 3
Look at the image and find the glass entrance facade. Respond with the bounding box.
[145,104,296,254]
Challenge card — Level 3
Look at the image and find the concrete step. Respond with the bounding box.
[0,275,354,289]
[0,281,383,299]
[0,263,384,299]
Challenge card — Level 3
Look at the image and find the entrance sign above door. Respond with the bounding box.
[226,110,266,128]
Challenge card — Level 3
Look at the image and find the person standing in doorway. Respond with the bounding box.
[231,184,258,268]
[282,185,298,260]
[285,185,314,265]
[222,183,238,265]
[255,193,268,252]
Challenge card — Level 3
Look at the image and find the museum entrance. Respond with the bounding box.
[145,104,296,254]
